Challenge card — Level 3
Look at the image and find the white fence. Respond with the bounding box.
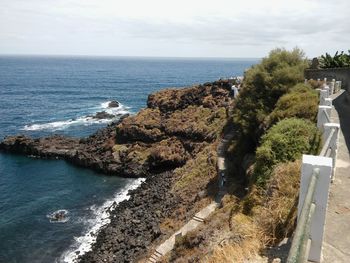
[287,78,341,263]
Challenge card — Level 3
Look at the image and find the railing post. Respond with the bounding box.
[324,98,332,107]
[317,106,332,129]
[319,90,328,105]
[299,155,333,262]
[323,86,330,97]
[334,80,342,92]
[330,79,335,95]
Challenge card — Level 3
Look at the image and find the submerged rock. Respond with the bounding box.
[47,209,69,223]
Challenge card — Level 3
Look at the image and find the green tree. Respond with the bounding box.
[232,48,308,147]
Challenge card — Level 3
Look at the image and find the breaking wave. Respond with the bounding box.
[60,178,145,263]
[22,101,130,131]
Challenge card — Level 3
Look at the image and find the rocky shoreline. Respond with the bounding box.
[79,171,178,262]
[0,79,234,262]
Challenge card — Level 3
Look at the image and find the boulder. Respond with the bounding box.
[93,111,115,119]
[108,101,120,108]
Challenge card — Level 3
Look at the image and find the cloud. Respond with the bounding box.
[0,0,349,57]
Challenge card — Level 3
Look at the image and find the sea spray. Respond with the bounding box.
[22,101,130,132]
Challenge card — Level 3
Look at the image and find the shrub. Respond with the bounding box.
[253,118,320,186]
[266,83,319,127]
[319,50,350,68]
[232,48,308,145]
[307,79,325,89]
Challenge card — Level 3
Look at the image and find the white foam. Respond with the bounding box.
[22,117,111,131]
[47,209,70,223]
[100,101,131,115]
[60,178,145,263]
[22,101,130,131]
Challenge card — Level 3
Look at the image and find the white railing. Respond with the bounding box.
[287,78,341,263]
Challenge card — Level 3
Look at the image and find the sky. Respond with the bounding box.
[0,0,349,58]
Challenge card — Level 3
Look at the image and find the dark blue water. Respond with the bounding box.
[0,56,257,263]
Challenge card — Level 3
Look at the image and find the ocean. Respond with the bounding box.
[0,56,257,263]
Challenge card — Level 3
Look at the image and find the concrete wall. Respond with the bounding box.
[305,67,350,91]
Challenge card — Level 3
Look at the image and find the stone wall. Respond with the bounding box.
[305,67,350,91]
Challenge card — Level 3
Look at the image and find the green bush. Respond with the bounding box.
[266,84,319,127]
[253,118,320,186]
[319,50,350,68]
[232,48,308,145]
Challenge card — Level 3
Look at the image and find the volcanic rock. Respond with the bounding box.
[108,101,120,108]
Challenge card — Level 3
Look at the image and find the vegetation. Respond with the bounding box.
[319,50,350,68]
[173,145,217,190]
[266,83,319,127]
[253,118,320,186]
[169,161,302,262]
[306,79,325,89]
[162,48,322,262]
[164,106,226,141]
[255,161,301,243]
[232,48,308,145]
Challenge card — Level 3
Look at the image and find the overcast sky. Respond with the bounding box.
[0,0,349,58]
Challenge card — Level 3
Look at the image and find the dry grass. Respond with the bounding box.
[256,160,301,243]
[206,240,262,263]
[155,160,301,263]
[149,137,189,167]
[199,161,300,262]
[173,145,217,190]
[307,79,325,89]
[204,213,265,263]
[242,160,301,244]
[164,106,226,141]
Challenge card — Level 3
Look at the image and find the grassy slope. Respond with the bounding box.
[163,49,323,262]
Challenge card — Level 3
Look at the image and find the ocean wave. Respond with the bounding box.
[60,178,145,263]
[22,101,130,131]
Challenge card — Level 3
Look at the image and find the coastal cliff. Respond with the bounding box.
[0,79,234,262]
[0,80,231,178]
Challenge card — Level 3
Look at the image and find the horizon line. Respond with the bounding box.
[0,53,261,60]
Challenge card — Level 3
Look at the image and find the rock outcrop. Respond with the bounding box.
[108,100,120,108]
[0,80,231,178]
[0,79,233,262]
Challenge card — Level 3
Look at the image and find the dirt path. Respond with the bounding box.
[147,114,237,262]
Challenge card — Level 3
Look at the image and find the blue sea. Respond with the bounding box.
[0,56,257,263]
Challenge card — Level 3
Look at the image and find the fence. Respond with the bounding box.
[287,78,341,263]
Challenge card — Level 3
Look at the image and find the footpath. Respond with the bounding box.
[322,90,350,262]
[147,116,235,262]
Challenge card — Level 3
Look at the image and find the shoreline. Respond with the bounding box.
[0,79,235,262]
[61,177,145,263]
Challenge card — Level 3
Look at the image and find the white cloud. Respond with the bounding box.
[0,0,349,57]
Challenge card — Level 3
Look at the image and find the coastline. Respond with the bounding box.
[61,177,145,262]
[0,79,235,262]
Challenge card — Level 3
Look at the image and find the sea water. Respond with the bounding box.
[0,56,257,263]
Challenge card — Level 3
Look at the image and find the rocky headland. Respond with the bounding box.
[0,79,234,262]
